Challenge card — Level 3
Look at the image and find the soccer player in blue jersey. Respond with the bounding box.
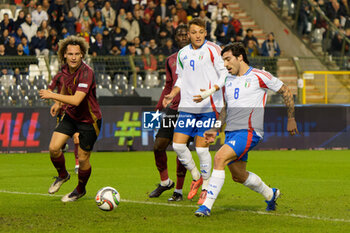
[194,43,298,216]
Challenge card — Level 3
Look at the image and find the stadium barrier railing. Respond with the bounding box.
[302,71,350,104]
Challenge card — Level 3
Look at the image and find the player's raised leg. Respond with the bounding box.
[173,132,202,200]
[228,162,279,211]
[149,137,174,198]
[48,131,71,194]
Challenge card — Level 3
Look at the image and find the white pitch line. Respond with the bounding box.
[0,190,349,223]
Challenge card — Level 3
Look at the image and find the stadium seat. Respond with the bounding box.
[17,96,29,107]
[0,85,7,98]
[128,74,143,88]
[0,94,6,106]
[29,64,41,82]
[0,75,16,90]
[144,73,152,88]
[1,96,13,106]
[111,84,121,96]
[18,74,31,85]
[113,74,121,83]
[96,84,113,97]
[100,78,112,88]
[144,73,159,88]
[158,74,166,88]
[49,58,59,77]
[33,76,48,89]
[27,85,38,101]
[124,85,135,96]
[0,9,14,21]
[8,85,24,102]
[38,58,49,80]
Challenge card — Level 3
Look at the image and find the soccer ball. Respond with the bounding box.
[95,187,120,211]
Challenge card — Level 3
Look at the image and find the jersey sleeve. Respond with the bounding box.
[255,70,283,92]
[76,67,94,94]
[48,74,59,91]
[208,44,228,89]
[174,51,183,89]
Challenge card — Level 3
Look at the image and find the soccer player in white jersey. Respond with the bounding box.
[163,18,228,205]
[194,43,299,216]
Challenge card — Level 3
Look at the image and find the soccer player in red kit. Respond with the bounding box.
[148,25,190,201]
[39,36,102,202]
[48,74,80,174]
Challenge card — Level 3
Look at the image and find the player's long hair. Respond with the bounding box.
[57,36,89,64]
[221,42,250,65]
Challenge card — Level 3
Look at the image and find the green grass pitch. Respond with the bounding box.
[0,150,349,232]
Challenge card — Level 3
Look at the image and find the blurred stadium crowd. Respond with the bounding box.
[276,0,350,57]
[1,0,349,106]
[0,0,283,69]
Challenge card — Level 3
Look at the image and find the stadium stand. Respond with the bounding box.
[0,0,349,106]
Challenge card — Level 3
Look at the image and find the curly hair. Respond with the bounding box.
[57,36,89,64]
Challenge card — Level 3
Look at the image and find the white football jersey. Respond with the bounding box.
[224,67,283,138]
[175,40,228,114]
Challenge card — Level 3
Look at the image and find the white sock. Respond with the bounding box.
[160,178,171,187]
[196,147,212,180]
[190,167,201,180]
[202,169,225,210]
[202,179,209,190]
[174,189,182,195]
[243,171,273,201]
[173,143,199,180]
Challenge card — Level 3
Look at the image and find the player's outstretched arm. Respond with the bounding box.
[204,102,227,143]
[277,84,299,136]
[39,89,87,106]
[193,85,221,103]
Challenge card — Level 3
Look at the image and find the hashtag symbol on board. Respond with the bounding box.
[114,112,141,146]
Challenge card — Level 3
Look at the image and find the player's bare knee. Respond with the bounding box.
[214,153,227,167]
[49,145,61,157]
[153,141,166,153]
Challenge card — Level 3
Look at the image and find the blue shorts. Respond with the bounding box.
[225,129,261,165]
[174,111,217,138]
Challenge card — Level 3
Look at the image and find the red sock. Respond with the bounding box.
[50,152,68,179]
[176,156,186,190]
[76,167,91,194]
[155,150,168,181]
[74,144,79,166]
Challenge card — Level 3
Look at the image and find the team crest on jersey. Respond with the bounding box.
[199,52,204,60]
[245,79,251,88]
